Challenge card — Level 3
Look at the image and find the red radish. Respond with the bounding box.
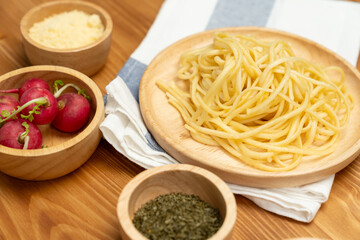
[0,95,20,122]
[52,93,91,132]
[0,78,50,99]
[51,80,91,132]
[0,119,42,149]
[19,78,50,98]
[20,87,58,125]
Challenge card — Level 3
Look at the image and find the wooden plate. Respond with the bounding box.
[139,27,360,188]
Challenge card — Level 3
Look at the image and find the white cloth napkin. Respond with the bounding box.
[100,0,360,222]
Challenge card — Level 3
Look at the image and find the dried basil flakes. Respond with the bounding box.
[132,192,223,240]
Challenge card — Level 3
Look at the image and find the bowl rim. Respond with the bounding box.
[20,0,113,53]
[0,65,104,156]
[117,164,237,240]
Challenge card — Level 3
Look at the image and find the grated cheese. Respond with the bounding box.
[29,10,104,49]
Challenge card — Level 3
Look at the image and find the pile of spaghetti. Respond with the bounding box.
[157,32,352,171]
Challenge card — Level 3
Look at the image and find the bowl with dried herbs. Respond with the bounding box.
[117,164,237,240]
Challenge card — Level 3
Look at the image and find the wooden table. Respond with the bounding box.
[0,0,359,239]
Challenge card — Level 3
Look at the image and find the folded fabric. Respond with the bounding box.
[100,0,360,223]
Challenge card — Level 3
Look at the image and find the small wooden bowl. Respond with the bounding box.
[20,1,113,76]
[117,164,237,240]
[0,65,105,180]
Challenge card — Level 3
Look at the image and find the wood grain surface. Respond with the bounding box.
[0,0,359,239]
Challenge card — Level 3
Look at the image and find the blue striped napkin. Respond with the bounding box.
[100,0,360,222]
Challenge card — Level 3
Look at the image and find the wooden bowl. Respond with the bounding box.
[117,164,237,240]
[20,1,113,76]
[139,26,360,188]
[0,65,105,180]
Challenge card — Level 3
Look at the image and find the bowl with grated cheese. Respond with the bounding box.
[20,1,113,76]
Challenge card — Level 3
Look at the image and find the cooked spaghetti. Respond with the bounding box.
[157,32,352,171]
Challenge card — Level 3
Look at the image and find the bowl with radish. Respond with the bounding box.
[0,65,104,180]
